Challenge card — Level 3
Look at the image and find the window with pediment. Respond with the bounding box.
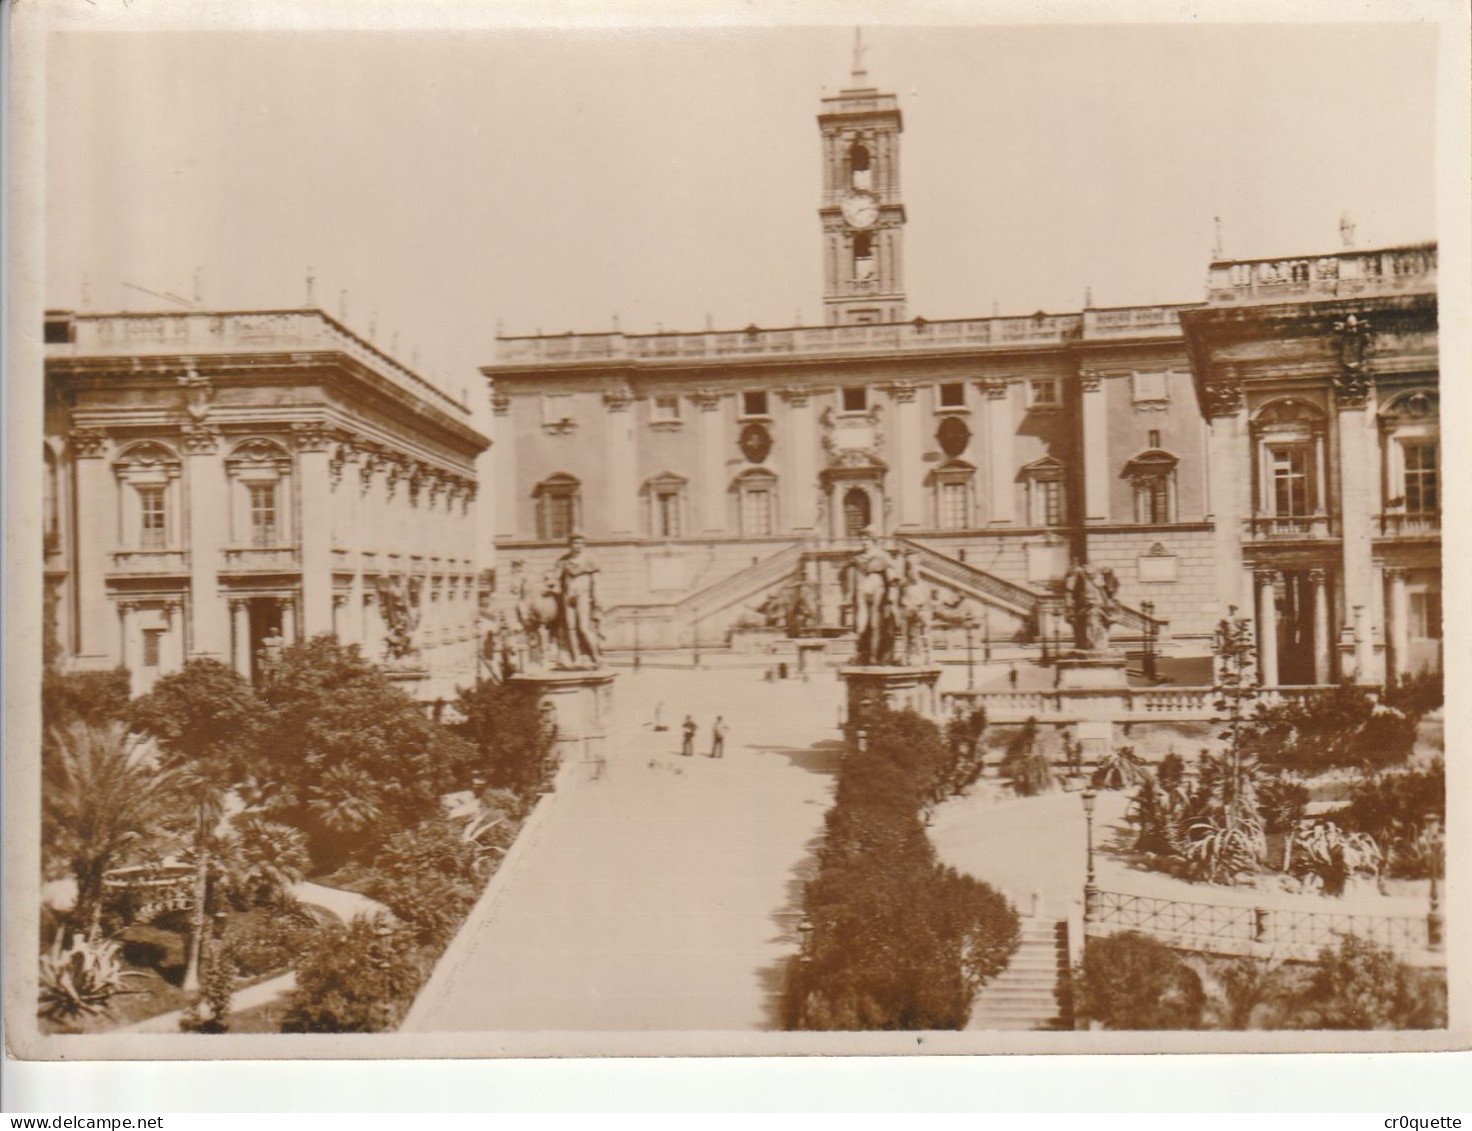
[224,437,293,548]
[113,441,183,551]
[929,460,977,530]
[643,473,688,539]
[535,473,581,540]
[1021,456,1067,527]
[1251,399,1327,520]
[1380,390,1440,516]
[732,469,778,536]
[1123,449,1179,524]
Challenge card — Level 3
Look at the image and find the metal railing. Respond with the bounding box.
[1086,888,1431,958]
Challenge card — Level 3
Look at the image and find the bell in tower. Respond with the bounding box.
[818,29,907,326]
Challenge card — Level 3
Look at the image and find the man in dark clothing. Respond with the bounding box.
[681,715,697,757]
[710,716,728,759]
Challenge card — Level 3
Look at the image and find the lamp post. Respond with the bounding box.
[983,604,992,663]
[632,614,642,673]
[1082,788,1098,924]
[692,617,701,670]
[965,616,976,690]
[1426,812,1444,953]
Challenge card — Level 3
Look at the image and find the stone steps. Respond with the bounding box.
[969,916,1073,1032]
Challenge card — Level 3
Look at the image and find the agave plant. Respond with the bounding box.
[1093,745,1147,791]
[38,933,141,1022]
[1182,813,1263,883]
[1290,822,1383,896]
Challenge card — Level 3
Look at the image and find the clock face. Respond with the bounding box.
[841,192,880,230]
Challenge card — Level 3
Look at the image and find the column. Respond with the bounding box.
[118,601,137,676]
[281,595,298,643]
[182,424,226,659]
[1353,602,1374,683]
[891,381,922,529]
[1386,568,1409,684]
[363,591,383,662]
[1204,383,1248,613]
[1080,369,1109,523]
[695,389,726,533]
[336,444,362,646]
[1336,393,1376,660]
[231,597,252,676]
[333,593,349,641]
[603,385,636,535]
[782,388,817,531]
[162,599,184,675]
[70,429,114,662]
[1309,568,1331,685]
[294,422,333,637]
[1255,569,1279,687]
[982,380,1015,524]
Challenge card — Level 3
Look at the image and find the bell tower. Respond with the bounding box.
[819,30,907,325]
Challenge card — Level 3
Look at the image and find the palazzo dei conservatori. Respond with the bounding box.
[486,56,1441,687]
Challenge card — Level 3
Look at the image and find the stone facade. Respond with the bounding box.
[44,309,490,698]
[485,67,1441,687]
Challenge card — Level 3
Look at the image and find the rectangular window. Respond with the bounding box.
[1132,370,1169,403]
[138,485,167,549]
[1148,429,1161,449]
[1271,447,1310,517]
[545,493,575,540]
[249,483,278,547]
[652,395,681,423]
[1410,591,1442,640]
[842,386,867,413]
[940,482,968,530]
[742,390,769,418]
[742,489,773,537]
[1030,379,1059,407]
[656,491,681,538]
[1139,478,1171,524]
[1403,442,1438,513]
[1038,480,1064,527]
[939,382,965,408]
[142,629,162,668]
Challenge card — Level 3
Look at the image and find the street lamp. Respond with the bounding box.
[1082,788,1098,924]
[983,605,992,663]
[1426,812,1444,953]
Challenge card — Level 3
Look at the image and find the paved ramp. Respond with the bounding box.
[405,671,841,1031]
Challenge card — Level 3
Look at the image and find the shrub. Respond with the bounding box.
[38,933,142,1022]
[1384,667,1443,718]
[940,705,989,798]
[998,719,1054,797]
[1337,761,1444,879]
[1092,745,1146,791]
[227,908,320,979]
[1182,815,1261,884]
[1211,954,1284,1030]
[1247,683,1416,773]
[455,679,559,800]
[1290,935,1447,1030]
[1076,931,1206,1030]
[366,816,487,950]
[784,706,1018,1030]
[181,935,237,1033]
[1288,822,1382,896]
[283,914,425,1033]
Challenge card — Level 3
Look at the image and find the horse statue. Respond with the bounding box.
[510,560,559,670]
[892,550,932,665]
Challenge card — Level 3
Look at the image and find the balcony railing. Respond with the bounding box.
[941,683,1337,723]
[222,546,301,572]
[109,549,189,575]
[1246,514,1334,540]
[1378,511,1440,538]
[1207,243,1437,306]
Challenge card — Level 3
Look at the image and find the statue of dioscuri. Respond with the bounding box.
[1063,561,1121,653]
[847,528,902,666]
[551,533,602,668]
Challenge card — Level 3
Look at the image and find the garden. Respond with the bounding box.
[39,636,557,1034]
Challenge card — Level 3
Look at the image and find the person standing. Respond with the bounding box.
[710,716,728,759]
[681,714,697,757]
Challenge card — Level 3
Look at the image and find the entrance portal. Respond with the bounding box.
[843,487,871,537]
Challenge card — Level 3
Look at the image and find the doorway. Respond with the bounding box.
[843,487,871,537]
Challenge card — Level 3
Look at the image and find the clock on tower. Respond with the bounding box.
[817,32,907,326]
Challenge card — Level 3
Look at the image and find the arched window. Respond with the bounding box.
[1380,390,1439,522]
[929,460,976,530]
[642,473,688,539]
[732,469,778,537]
[534,473,581,540]
[113,441,183,551]
[1251,399,1326,532]
[848,141,872,191]
[1020,456,1067,528]
[1123,449,1179,524]
[224,438,294,548]
[853,231,875,282]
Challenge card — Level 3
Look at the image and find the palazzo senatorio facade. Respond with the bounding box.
[43,309,490,698]
[484,65,1441,685]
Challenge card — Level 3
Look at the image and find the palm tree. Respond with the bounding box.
[43,720,176,938]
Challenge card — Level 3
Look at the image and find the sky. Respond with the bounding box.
[46,18,1438,418]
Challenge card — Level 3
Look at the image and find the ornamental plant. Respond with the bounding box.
[38,933,141,1023]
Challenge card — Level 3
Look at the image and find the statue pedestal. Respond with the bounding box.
[1055,652,1129,761]
[508,669,617,784]
[795,639,828,676]
[841,665,944,737]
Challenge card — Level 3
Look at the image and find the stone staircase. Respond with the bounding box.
[968,915,1074,1031]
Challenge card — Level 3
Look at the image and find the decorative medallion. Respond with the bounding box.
[936,415,971,459]
[739,422,773,465]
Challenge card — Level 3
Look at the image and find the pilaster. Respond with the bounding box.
[70,428,114,663]
[603,383,636,535]
[890,381,922,528]
[1080,369,1109,523]
[781,387,818,531]
[694,389,726,533]
[980,380,1015,525]
[294,422,333,638]
[182,423,226,660]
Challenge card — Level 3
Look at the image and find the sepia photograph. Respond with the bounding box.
[4,0,1469,1085]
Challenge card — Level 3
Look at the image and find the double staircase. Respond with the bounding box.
[968,916,1074,1031]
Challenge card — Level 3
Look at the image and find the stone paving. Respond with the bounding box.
[405,667,843,1031]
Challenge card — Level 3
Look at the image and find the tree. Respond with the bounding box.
[1291,935,1447,1030]
[42,721,176,937]
[253,636,479,867]
[130,659,262,992]
[283,914,425,1033]
[1076,931,1206,1030]
[454,678,557,799]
